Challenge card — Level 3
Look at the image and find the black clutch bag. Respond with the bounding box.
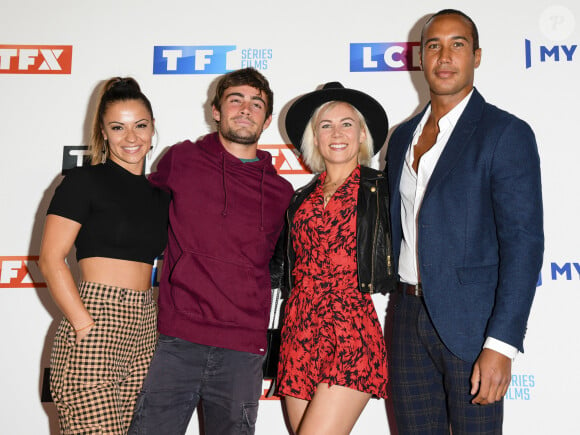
[263,287,282,380]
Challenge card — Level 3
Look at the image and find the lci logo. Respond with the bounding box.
[0,45,72,74]
[350,42,421,72]
[505,374,535,401]
[153,46,273,74]
[524,39,577,69]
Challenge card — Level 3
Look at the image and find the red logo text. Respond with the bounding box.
[0,45,72,74]
[258,144,311,175]
[0,256,46,288]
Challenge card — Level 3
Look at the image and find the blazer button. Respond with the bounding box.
[370,186,376,193]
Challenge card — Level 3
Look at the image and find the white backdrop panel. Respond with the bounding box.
[1,1,578,433]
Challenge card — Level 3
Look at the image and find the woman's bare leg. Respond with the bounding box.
[284,395,310,434]
[298,383,371,435]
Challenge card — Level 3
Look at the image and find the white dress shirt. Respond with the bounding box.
[398,90,517,360]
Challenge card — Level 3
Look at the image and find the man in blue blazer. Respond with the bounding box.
[386,9,543,434]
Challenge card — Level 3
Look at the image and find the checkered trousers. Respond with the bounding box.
[389,293,503,434]
[50,281,157,435]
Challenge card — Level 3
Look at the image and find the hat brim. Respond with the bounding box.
[285,85,388,155]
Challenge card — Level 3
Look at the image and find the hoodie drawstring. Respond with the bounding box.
[221,153,228,217]
[259,166,265,232]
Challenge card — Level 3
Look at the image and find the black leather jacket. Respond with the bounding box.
[272,166,396,296]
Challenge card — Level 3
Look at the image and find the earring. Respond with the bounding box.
[148,129,158,160]
[102,139,108,163]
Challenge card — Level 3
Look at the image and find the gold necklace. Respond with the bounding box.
[322,176,347,206]
[324,176,347,188]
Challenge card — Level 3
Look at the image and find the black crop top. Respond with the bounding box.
[47,159,170,264]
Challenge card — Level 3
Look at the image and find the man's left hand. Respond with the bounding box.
[470,348,511,405]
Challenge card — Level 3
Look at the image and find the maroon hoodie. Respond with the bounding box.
[150,132,293,355]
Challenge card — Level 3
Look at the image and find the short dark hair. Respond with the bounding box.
[212,68,274,119]
[89,77,154,165]
[421,9,480,52]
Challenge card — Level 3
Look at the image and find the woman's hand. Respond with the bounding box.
[40,214,93,332]
[74,321,95,344]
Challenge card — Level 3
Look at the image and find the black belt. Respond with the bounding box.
[397,282,423,297]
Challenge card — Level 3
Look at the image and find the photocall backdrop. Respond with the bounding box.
[1,1,578,433]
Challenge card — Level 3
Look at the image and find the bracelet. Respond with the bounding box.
[74,321,95,332]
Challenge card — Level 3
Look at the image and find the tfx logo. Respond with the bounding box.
[0,255,164,290]
[350,42,421,72]
[258,144,311,175]
[0,257,45,288]
[0,45,72,74]
[524,39,577,69]
[154,46,237,74]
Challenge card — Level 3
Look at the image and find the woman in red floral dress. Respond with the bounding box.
[278,82,396,434]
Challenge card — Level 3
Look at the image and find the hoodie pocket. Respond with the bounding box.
[169,250,263,326]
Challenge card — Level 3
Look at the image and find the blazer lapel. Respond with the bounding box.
[423,89,485,201]
[390,108,427,202]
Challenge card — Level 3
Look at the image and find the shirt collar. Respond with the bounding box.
[414,89,475,137]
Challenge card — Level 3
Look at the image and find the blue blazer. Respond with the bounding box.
[386,89,544,362]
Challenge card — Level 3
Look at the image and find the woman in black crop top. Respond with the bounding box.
[39,77,169,435]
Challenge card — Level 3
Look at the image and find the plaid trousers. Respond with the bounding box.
[390,292,503,435]
[50,281,157,435]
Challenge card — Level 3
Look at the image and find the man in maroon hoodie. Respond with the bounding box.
[129,68,294,435]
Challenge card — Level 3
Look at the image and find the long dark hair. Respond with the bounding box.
[88,77,154,165]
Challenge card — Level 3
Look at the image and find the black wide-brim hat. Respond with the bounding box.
[285,82,388,155]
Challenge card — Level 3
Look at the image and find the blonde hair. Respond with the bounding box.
[300,101,374,173]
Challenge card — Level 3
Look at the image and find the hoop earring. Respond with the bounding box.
[102,139,108,163]
[148,128,159,160]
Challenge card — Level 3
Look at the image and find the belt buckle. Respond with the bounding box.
[412,282,422,296]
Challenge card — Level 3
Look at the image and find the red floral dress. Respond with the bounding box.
[277,167,388,400]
